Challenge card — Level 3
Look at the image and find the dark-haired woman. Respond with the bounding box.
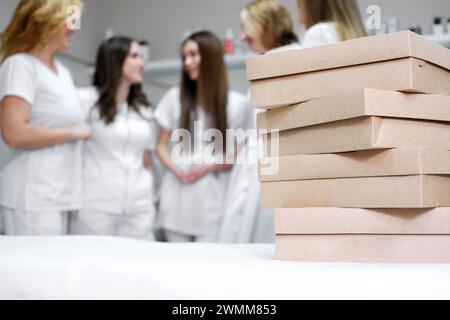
[72,37,157,240]
[155,31,251,243]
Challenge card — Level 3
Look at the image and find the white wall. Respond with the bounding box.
[359,0,450,34]
[93,0,450,60]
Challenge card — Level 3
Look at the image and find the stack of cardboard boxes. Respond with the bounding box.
[247,31,450,263]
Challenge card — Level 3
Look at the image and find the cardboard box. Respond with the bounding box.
[260,148,450,182]
[257,89,450,132]
[261,175,450,208]
[247,31,450,81]
[250,58,450,108]
[265,117,450,156]
[276,235,450,263]
[275,208,450,235]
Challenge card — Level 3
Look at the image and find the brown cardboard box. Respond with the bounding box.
[257,89,450,132]
[260,148,450,182]
[251,57,450,109]
[247,31,450,81]
[276,235,450,263]
[275,208,450,235]
[261,175,450,208]
[265,117,450,156]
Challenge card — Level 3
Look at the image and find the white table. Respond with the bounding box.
[1,236,450,300]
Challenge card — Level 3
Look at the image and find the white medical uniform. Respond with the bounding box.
[154,87,250,241]
[71,87,157,240]
[223,43,303,243]
[0,53,84,235]
[301,22,340,48]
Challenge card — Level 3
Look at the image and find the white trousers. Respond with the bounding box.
[71,209,155,241]
[1,207,71,235]
[164,228,218,243]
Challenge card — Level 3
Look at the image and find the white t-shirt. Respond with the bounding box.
[301,22,340,48]
[0,53,84,211]
[78,86,157,214]
[153,87,252,236]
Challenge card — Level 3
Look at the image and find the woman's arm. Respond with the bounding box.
[186,142,246,182]
[1,96,91,150]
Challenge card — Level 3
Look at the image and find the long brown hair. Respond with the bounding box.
[180,31,228,142]
[298,0,367,41]
[93,36,150,124]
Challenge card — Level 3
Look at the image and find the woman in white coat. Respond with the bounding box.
[297,0,367,47]
[155,31,251,243]
[0,0,90,235]
[223,0,302,243]
[72,37,157,240]
[240,0,301,56]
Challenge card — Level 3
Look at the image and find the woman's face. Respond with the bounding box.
[122,41,145,84]
[53,24,77,52]
[183,40,201,81]
[240,21,268,54]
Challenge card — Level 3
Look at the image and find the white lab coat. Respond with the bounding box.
[154,87,251,238]
[0,53,84,213]
[77,87,157,217]
[301,22,340,48]
[220,42,303,243]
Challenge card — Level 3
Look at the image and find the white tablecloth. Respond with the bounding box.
[1,236,450,300]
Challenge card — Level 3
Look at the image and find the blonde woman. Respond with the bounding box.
[0,0,90,235]
[297,0,367,47]
[240,0,301,54]
[228,0,302,243]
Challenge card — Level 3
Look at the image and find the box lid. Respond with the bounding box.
[257,89,450,132]
[260,148,450,182]
[275,207,450,235]
[246,31,450,81]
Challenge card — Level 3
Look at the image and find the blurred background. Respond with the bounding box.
[1,0,449,168]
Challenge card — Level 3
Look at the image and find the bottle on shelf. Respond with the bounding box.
[433,16,444,35]
[104,28,114,40]
[387,16,398,33]
[373,17,387,35]
[139,40,151,64]
[407,23,422,35]
[224,28,234,55]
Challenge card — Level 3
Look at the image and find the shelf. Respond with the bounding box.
[144,52,257,78]
[424,33,450,48]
